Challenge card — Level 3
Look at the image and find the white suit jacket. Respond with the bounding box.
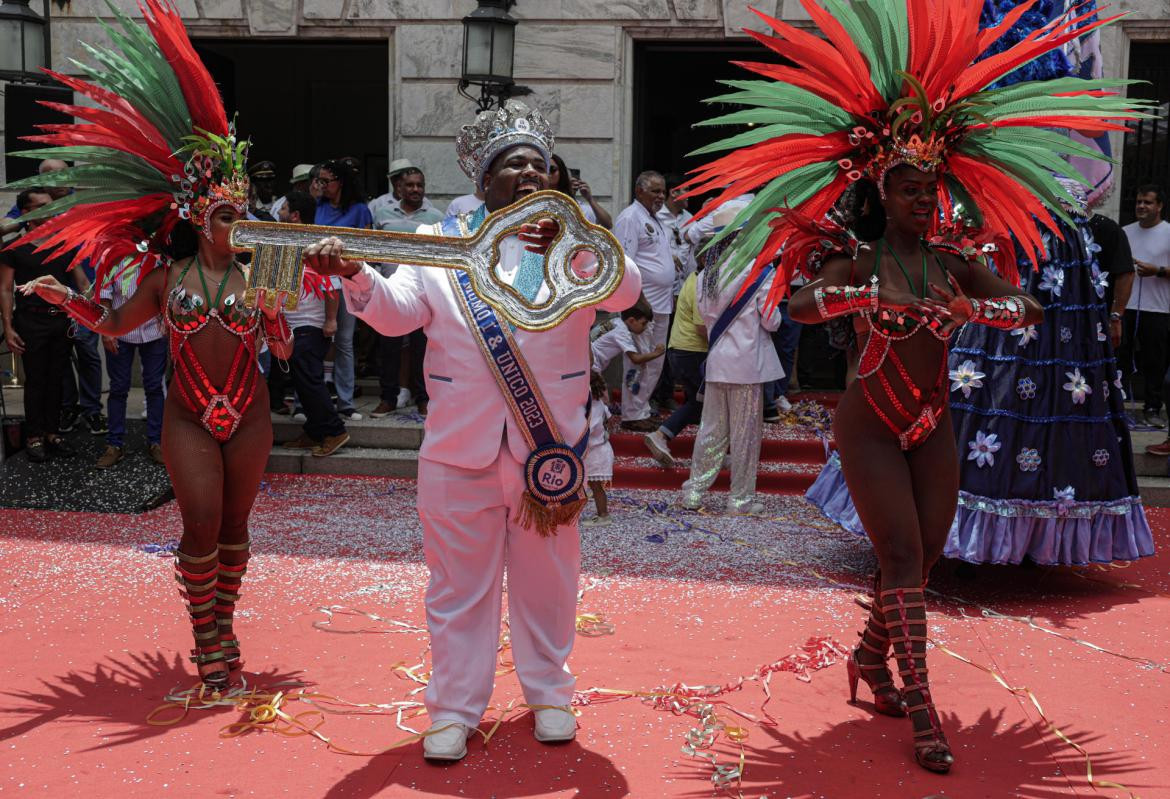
[696,266,783,385]
[341,227,642,470]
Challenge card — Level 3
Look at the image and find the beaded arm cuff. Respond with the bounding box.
[813,277,879,320]
[969,295,1026,330]
[62,289,110,330]
[262,312,292,349]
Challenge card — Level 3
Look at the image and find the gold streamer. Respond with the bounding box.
[934,641,1141,799]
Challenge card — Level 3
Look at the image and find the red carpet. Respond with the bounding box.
[611,393,838,495]
[1,475,1166,798]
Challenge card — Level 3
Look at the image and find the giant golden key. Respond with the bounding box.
[230,190,625,332]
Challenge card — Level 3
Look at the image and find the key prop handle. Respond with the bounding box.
[230,190,625,331]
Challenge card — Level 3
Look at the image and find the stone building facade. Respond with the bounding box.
[2,0,1169,220]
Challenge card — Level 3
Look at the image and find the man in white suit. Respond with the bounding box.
[305,101,641,762]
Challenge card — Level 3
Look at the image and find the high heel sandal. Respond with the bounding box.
[175,547,229,691]
[882,586,954,774]
[216,539,250,672]
[846,570,907,717]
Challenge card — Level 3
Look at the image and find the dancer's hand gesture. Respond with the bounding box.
[16,274,70,305]
[927,276,975,336]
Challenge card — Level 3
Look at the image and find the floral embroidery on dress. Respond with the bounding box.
[1063,368,1091,404]
[1016,447,1041,472]
[1054,485,1076,515]
[1039,265,1064,296]
[1090,265,1108,299]
[949,359,985,398]
[1016,377,1038,400]
[1060,326,1072,343]
[1096,322,1106,342]
[968,430,1001,468]
[1092,449,1110,467]
[1012,325,1039,347]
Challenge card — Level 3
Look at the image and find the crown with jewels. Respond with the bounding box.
[456,100,555,190]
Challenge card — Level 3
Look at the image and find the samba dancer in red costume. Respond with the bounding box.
[682,1,1146,773]
[10,0,306,692]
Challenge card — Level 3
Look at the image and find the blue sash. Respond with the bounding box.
[698,264,775,392]
[443,209,589,535]
[708,263,775,350]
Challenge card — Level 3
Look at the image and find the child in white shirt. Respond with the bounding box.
[590,302,665,431]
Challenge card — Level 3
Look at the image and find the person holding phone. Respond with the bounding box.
[549,154,612,229]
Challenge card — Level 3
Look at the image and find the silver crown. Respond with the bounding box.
[456,100,555,190]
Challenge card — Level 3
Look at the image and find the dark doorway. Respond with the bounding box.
[632,39,773,203]
[4,83,72,183]
[1121,42,1170,225]
[193,40,389,200]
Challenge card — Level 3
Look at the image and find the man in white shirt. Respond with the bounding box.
[444,186,485,221]
[1121,184,1170,427]
[613,170,674,430]
[303,101,641,762]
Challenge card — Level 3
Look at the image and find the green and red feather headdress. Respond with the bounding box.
[4,0,249,288]
[684,0,1152,309]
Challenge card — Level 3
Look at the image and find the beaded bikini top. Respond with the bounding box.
[855,241,951,451]
[163,258,261,442]
[165,259,259,338]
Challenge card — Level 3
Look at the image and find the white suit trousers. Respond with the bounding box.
[681,381,764,510]
[621,311,670,421]
[416,444,581,729]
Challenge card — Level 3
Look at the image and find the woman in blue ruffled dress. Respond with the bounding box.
[809,198,1154,565]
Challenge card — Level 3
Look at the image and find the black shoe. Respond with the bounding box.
[26,440,47,463]
[45,436,76,457]
[85,413,108,435]
[59,409,79,433]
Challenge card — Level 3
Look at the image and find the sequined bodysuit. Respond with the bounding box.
[855,242,952,451]
[164,260,261,442]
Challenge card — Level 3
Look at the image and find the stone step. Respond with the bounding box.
[271,414,424,450]
[1128,430,1169,477]
[267,446,418,477]
[1138,475,1170,508]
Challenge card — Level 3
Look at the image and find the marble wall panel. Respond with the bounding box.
[197,0,244,19]
[398,83,467,138]
[348,0,475,20]
[722,0,780,36]
[61,0,198,18]
[514,25,616,80]
[671,0,721,21]
[398,25,463,79]
[51,20,115,70]
[247,0,297,34]
[303,0,345,19]
[562,0,671,20]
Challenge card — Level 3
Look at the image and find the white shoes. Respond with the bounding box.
[533,707,577,743]
[396,388,414,407]
[642,430,676,468]
[422,721,469,761]
[776,395,793,413]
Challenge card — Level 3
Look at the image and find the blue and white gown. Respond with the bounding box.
[807,216,1154,565]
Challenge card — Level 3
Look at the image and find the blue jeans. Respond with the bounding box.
[763,301,802,405]
[333,295,356,412]
[105,337,167,447]
[660,349,706,439]
[62,323,103,416]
